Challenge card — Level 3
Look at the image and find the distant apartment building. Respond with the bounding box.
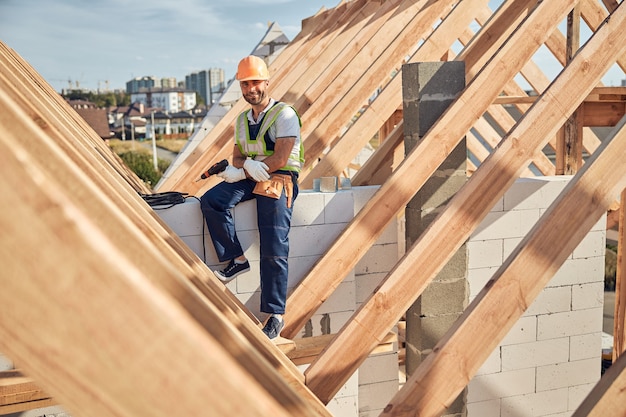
[126,76,160,94]
[185,68,225,105]
[160,77,178,89]
[131,88,197,112]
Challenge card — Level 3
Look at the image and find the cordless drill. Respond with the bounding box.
[196,159,228,181]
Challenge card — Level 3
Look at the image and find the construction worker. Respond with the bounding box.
[200,55,303,340]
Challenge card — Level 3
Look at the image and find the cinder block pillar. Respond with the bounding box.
[402,62,468,417]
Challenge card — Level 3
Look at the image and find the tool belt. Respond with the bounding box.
[252,173,294,208]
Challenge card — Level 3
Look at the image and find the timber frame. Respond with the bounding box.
[1,0,626,416]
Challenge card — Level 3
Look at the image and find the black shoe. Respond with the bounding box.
[214,259,250,282]
[262,316,284,340]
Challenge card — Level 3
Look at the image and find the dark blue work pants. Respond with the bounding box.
[200,176,298,315]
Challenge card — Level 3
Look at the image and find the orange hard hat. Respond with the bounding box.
[236,56,270,81]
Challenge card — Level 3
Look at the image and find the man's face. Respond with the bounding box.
[240,79,269,106]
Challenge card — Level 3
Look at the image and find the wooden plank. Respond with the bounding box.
[0,53,332,416]
[383,115,626,417]
[615,188,626,361]
[156,1,366,195]
[0,84,330,417]
[351,121,404,186]
[301,1,626,403]
[301,0,491,188]
[556,2,583,175]
[298,0,459,179]
[0,40,328,398]
[284,0,580,342]
[582,101,626,126]
[279,332,396,366]
[0,398,56,415]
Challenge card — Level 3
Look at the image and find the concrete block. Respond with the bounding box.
[549,257,604,287]
[500,316,537,346]
[420,278,468,316]
[289,223,347,258]
[568,383,596,412]
[358,379,399,416]
[355,272,386,305]
[501,338,570,371]
[536,358,599,391]
[467,266,498,300]
[572,282,604,310]
[466,399,501,417]
[287,255,322,287]
[537,308,603,340]
[502,237,523,261]
[155,198,205,236]
[355,243,399,275]
[467,368,535,403]
[467,239,503,269]
[524,286,572,317]
[471,209,541,241]
[320,176,339,193]
[351,185,379,211]
[570,333,602,361]
[324,191,355,223]
[292,191,327,226]
[317,280,356,315]
[328,395,359,417]
[572,230,606,259]
[502,176,569,211]
[359,352,399,385]
[501,387,569,417]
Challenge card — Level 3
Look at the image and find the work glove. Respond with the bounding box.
[217,165,246,183]
[243,159,270,182]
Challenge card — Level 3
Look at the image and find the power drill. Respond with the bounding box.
[196,159,228,181]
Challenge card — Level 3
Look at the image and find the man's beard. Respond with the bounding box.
[244,90,266,106]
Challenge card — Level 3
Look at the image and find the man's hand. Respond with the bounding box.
[243,159,270,182]
[217,165,246,183]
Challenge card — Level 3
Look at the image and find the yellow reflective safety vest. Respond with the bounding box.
[235,101,304,172]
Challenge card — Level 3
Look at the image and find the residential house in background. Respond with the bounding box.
[68,99,114,140]
[130,87,196,112]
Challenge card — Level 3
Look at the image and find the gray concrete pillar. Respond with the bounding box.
[402,61,468,417]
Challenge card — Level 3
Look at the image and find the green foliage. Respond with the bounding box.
[605,246,617,291]
[118,151,170,188]
[64,90,130,107]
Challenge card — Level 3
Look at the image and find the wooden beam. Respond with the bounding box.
[0,371,53,414]
[556,2,583,175]
[0,45,331,417]
[582,101,626,126]
[298,0,461,184]
[382,113,626,417]
[156,0,358,194]
[300,0,491,188]
[615,188,626,361]
[302,2,626,403]
[284,0,580,341]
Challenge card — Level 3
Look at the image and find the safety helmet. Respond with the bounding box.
[236,55,270,81]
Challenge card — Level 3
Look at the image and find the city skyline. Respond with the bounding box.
[1,1,624,94]
[0,0,333,92]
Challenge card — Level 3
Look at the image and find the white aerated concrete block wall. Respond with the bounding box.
[156,185,400,417]
[466,176,605,417]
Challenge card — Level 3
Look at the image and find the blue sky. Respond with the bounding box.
[0,0,623,93]
[0,0,333,91]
